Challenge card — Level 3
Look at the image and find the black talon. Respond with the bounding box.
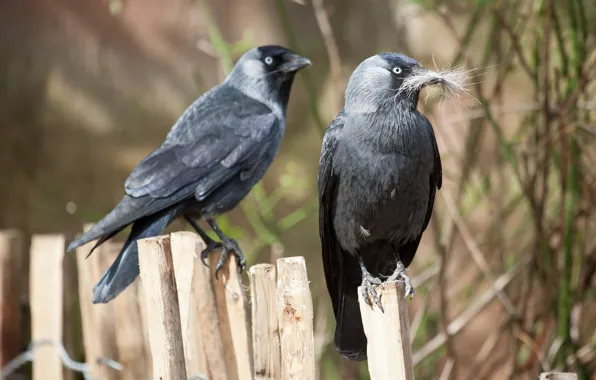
[214,248,228,280]
[185,216,248,278]
[200,241,222,267]
[206,218,247,279]
[184,215,246,279]
[358,255,384,311]
[387,260,415,300]
[213,238,245,279]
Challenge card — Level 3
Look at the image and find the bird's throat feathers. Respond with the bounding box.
[344,105,426,151]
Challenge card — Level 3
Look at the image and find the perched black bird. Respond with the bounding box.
[318,53,459,361]
[68,45,311,304]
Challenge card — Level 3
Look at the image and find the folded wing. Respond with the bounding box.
[68,87,279,252]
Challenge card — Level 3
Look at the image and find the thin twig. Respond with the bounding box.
[514,329,551,372]
[441,190,519,316]
[409,279,436,345]
[413,255,531,366]
[311,0,342,111]
[273,0,326,134]
[412,261,440,288]
[436,219,457,375]
[465,327,504,380]
[493,10,535,79]
[437,358,455,380]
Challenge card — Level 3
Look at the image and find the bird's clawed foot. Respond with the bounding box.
[216,237,247,279]
[199,240,222,267]
[387,261,415,299]
[201,218,247,279]
[358,256,384,311]
[361,271,383,311]
[185,215,248,279]
[199,238,247,279]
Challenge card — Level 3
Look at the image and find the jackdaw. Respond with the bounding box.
[68,45,311,304]
[318,52,465,360]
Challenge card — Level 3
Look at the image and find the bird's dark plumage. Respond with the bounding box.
[318,53,443,361]
[68,45,311,304]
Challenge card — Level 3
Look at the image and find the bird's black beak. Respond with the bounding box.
[279,54,312,73]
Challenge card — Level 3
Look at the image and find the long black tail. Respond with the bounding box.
[334,258,367,360]
[92,209,177,303]
[333,246,398,361]
[333,253,368,361]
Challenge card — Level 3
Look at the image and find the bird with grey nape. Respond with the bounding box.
[68,45,311,304]
[318,52,466,361]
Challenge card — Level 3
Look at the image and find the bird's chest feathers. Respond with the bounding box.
[239,120,284,181]
[334,117,431,202]
[336,144,406,209]
[332,118,433,246]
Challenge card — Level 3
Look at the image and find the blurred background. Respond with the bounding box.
[0,0,595,379]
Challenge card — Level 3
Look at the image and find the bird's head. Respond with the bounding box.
[344,52,466,113]
[227,45,311,110]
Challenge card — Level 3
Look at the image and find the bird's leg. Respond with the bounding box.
[206,217,247,278]
[387,260,415,299]
[357,255,384,311]
[184,216,223,267]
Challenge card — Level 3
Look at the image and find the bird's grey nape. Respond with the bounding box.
[344,60,394,113]
[225,57,282,115]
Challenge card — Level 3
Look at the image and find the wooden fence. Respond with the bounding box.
[0,228,578,380]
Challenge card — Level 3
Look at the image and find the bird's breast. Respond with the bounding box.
[333,143,431,252]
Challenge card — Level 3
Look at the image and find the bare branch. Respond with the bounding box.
[311,0,343,110]
[413,255,531,366]
[493,10,535,79]
[441,190,519,316]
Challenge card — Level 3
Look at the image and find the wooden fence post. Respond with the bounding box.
[194,240,228,380]
[109,243,151,380]
[358,281,414,380]
[30,234,65,380]
[249,264,281,380]
[137,235,187,380]
[0,230,23,368]
[136,274,152,378]
[75,224,119,380]
[170,232,206,378]
[211,253,252,380]
[210,254,240,380]
[276,257,315,380]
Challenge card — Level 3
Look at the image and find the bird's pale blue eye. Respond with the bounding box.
[392,67,402,75]
[264,57,274,65]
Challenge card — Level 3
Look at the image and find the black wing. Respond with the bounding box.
[396,117,442,266]
[419,117,442,233]
[317,108,346,316]
[125,86,279,200]
[68,86,279,251]
[319,110,370,360]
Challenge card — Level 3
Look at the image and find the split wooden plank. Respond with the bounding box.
[30,234,65,380]
[249,264,280,380]
[0,230,23,367]
[137,235,187,380]
[276,257,315,380]
[358,281,414,380]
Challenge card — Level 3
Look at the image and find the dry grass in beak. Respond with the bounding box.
[399,65,473,101]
